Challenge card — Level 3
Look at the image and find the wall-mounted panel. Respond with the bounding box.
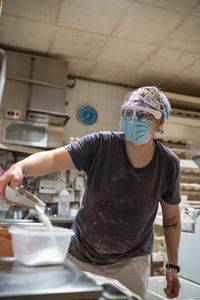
[32,57,68,88]
[6,51,31,79]
[1,79,29,110]
[30,84,66,113]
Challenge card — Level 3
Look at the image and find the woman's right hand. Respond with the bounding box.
[0,163,24,205]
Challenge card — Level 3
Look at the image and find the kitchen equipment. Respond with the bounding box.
[179,213,200,285]
[0,257,103,300]
[0,50,70,150]
[147,276,200,300]
[9,225,74,266]
[39,176,57,194]
[192,154,200,168]
[0,219,34,228]
[5,185,46,210]
[86,272,143,300]
[1,111,69,148]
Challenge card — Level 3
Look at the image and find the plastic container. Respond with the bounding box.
[9,225,74,266]
[58,189,70,217]
[147,276,200,300]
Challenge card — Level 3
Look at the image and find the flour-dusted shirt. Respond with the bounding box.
[65,131,181,264]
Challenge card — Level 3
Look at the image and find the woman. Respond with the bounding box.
[0,86,181,299]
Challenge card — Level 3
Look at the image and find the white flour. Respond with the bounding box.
[35,204,53,230]
[25,247,63,266]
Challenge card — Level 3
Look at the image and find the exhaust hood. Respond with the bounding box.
[0,50,70,153]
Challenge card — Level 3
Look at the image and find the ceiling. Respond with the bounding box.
[0,0,200,97]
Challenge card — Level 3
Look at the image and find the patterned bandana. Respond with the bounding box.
[124,86,166,113]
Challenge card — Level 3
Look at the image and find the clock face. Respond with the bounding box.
[78,106,98,125]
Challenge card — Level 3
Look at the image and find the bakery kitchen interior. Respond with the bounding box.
[0,1,200,300]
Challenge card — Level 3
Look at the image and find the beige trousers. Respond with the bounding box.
[67,253,151,299]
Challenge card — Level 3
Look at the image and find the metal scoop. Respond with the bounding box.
[5,185,46,210]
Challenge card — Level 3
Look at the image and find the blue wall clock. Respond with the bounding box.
[78,106,98,125]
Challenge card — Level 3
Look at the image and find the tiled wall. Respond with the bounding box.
[64,79,200,146]
[64,79,131,144]
[64,79,200,148]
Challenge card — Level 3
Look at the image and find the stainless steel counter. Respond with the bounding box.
[0,219,35,228]
[0,216,75,228]
[0,215,75,228]
[49,216,75,223]
[0,257,102,300]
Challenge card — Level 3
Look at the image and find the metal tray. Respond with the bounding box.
[0,258,102,300]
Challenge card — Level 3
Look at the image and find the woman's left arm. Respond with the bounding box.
[160,198,181,298]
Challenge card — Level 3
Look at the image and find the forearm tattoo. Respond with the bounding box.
[163,221,178,231]
[23,169,29,176]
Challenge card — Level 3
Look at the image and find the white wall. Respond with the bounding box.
[64,79,131,144]
[165,116,200,156]
[64,79,200,154]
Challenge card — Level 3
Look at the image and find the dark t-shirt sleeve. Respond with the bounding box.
[65,133,99,172]
[161,156,181,204]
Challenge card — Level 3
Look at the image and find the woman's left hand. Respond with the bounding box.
[163,268,180,298]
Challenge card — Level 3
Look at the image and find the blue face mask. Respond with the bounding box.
[122,118,152,145]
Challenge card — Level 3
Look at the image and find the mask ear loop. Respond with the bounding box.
[156,118,166,135]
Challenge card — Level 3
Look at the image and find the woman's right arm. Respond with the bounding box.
[0,147,77,201]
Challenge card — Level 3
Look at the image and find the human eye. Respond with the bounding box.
[123,109,133,120]
[136,111,149,121]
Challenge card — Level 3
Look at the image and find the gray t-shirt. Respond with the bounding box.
[66,131,181,265]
